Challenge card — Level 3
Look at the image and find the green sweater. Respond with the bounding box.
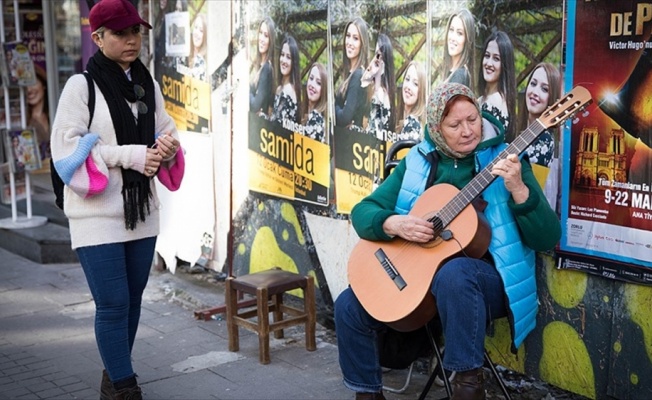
[350,138,561,252]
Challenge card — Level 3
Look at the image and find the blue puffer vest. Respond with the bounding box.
[395,140,537,351]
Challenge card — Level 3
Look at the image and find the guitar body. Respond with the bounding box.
[348,183,491,332]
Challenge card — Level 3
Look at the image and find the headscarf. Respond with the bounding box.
[86,49,156,230]
[426,82,481,159]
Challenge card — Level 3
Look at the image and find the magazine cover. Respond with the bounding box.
[0,89,24,127]
[3,127,41,173]
[1,41,37,87]
[0,162,26,204]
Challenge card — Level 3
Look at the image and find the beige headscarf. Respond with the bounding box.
[426,82,481,159]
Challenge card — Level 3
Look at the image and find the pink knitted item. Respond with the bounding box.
[157,148,185,191]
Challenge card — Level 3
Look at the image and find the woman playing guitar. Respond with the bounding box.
[336,82,562,400]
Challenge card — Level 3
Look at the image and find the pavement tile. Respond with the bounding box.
[0,379,21,393]
[0,281,20,293]
[142,314,208,336]
[7,352,36,362]
[42,371,70,381]
[51,375,81,387]
[1,364,29,376]
[2,387,32,398]
[141,369,226,400]
[59,381,90,393]
[47,353,102,377]
[68,387,99,399]
[12,375,47,387]
[28,380,57,392]
[34,386,66,398]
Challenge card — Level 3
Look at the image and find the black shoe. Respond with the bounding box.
[113,376,142,400]
[114,385,142,400]
[355,392,386,400]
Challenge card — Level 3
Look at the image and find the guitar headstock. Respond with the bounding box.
[538,86,593,130]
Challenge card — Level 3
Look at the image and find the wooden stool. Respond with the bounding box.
[225,269,316,364]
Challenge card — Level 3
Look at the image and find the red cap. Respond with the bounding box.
[89,0,153,32]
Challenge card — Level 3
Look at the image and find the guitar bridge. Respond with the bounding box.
[374,249,406,290]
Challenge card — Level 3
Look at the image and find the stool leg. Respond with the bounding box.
[305,276,316,351]
[257,287,271,364]
[225,278,239,352]
[272,293,284,339]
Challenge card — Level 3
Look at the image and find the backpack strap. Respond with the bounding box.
[83,71,95,128]
[51,72,96,211]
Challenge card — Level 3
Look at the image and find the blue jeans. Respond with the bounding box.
[335,257,507,393]
[76,237,156,384]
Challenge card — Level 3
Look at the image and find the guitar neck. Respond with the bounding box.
[435,119,547,227]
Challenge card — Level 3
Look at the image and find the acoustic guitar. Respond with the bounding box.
[347,86,592,332]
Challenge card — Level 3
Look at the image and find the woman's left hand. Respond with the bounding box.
[155,133,179,160]
[492,153,529,204]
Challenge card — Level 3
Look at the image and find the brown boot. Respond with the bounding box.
[112,376,142,400]
[451,368,485,400]
[355,391,386,400]
[100,370,114,400]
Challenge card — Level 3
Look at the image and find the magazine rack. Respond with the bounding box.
[0,0,46,229]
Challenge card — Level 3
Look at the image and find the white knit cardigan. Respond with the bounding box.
[51,73,180,249]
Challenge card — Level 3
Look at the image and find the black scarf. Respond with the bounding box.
[86,50,156,230]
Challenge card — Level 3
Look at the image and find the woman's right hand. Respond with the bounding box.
[383,215,434,243]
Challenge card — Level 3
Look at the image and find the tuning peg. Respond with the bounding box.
[573,117,580,124]
[582,110,589,117]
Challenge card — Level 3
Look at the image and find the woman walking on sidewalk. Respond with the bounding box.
[50,0,185,398]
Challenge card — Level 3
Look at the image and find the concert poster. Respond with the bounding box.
[152,0,210,133]
[560,1,652,271]
[333,129,385,213]
[331,0,427,214]
[248,114,330,206]
[246,1,331,207]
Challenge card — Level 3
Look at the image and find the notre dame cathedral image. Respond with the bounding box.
[573,127,627,187]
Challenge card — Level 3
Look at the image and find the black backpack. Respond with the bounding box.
[51,72,95,210]
[378,319,440,369]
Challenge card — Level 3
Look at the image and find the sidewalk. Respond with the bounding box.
[0,247,440,400]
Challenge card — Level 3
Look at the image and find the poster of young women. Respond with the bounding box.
[152,0,211,133]
[560,1,652,277]
[246,1,330,206]
[332,0,427,214]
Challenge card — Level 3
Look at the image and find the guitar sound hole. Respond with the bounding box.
[418,215,443,249]
[431,216,444,234]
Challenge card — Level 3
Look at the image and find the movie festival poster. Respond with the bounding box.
[246,1,331,207]
[560,1,652,278]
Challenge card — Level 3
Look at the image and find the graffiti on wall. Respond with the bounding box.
[486,254,652,398]
[230,194,334,320]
